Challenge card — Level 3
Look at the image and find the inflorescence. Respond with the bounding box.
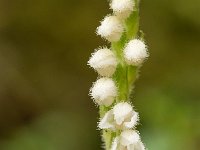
[88,0,148,149]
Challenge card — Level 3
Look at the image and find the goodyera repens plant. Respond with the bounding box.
[88,0,148,149]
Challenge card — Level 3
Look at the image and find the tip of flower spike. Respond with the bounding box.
[110,0,135,19]
[96,15,124,42]
[124,39,149,66]
[90,78,117,107]
[88,48,118,77]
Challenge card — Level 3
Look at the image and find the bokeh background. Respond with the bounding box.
[0,0,199,149]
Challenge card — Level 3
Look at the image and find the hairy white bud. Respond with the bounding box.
[110,0,135,19]
[88,48,118,77]
[97,15,124,42]
[99,102,139,130]
[90,78,117,106]
[111,130,145,150]
[124,39,148,66]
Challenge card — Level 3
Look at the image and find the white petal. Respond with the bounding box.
[120,130,140,146]
[123,111,139,129]
[97,15,124,42]
[99,110,115,129]
[124,39,148,66]
[90,78,117,106]
[113,102,133,125]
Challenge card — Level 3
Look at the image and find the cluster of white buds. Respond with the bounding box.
[96,0,137,42]
[88,0,148,149]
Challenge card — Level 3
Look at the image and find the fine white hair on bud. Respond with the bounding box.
[111,130,145,150]
[90,78,117,107]
[98,102,139,130]
[88,48,118,77]
[110,0,135,19]
[96,15,124,42]
[124,39,149,66]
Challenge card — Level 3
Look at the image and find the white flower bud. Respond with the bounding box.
[111,130,145,150]
[90,78,117,106]
[97,15,124,42]
[110,0,135,19]
[124,39,148,66]
[88,48,118,77]
[99,102,139,130]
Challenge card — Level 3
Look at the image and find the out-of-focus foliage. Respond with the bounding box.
[0,0,199,150]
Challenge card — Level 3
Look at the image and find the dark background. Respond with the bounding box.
[0,0,199,149]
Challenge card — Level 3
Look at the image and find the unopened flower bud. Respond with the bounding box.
[110,0,135,19]
[88,48,118,77]
[90,78,117,106]
[97,15,124,42]
[124,39,148,66]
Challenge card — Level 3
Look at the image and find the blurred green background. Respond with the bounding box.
[0,0,199,149]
